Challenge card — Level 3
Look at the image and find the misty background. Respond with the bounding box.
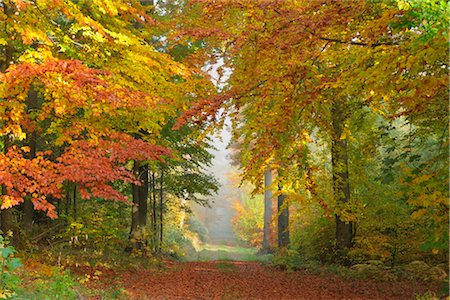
[191,122,240,245]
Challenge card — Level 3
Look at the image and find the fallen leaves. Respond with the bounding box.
[80,261,440,299]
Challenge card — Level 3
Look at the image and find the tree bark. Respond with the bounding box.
[158,169,164,253]
[262,168,273,252]
[130,161,149,240]
[148,171,154,244]
[130,161,140,239]
[138,164,148,227]
[72,184,77,220]
[331,100,353,251]
[151,171,158,251]
[23,86,39,227]
[1,136,13,234]
[277,187,289,249]
[65,186,71,217]
[0,3,14,235]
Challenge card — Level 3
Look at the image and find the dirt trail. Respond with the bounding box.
[90,261,438,299]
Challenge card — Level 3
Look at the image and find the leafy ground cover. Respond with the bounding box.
[62,244,442,300]
[2,241,443,299]
[78,260,440,300]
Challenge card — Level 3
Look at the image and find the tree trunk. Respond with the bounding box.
[0,202,13,235]
[331,100,353,251]
[262,168,273,252]
[0,5,14,235]
[73,185,77,220]
[129,161,150,251]
[148,171,154,244]
[158,169,164,253]
[65,186,71,217]
[277,187,289,249]
[138,164,148,227]
[23,86,38,227]
[130,161,140,240]
[151,171,158,252]
[57,198,61,216]
[1,136,13,235]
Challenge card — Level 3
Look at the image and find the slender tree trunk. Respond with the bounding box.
[130,161,140,239]
[277,186,289,249]
[73,184,77,220]
[0,199,13,235]
[138,164,148,227]
[148,171,154,243]
[1,5,14,235]
[1,136,13,234]
[262,168,273,252]
[158,169,164,253]
[151,172,158,252]
[23,86,38,227]
[57,198,61,216]
[65,186,71,217]
[331,100,353,251]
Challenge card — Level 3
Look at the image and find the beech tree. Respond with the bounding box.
[0,0,211,237]
[172,0,448,256]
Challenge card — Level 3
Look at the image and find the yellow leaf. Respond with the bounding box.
[1,196,22,209]
[411,209,426,220]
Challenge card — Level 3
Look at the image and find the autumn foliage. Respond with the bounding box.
[0,58,173,217]
[0,1,448,298]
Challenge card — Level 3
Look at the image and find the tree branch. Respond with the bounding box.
[317,36,397,47]
[272,9,398,48]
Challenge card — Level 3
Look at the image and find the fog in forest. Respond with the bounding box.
[189,60,240,245]
[191,123,239,245]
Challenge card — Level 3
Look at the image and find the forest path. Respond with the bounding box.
[185,243,262,262]
[90,260,437,300]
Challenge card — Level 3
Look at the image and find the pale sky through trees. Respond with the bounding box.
[197,59,237,243]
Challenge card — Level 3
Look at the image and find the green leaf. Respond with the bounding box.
[9,258,23,270]
[0,247,14,258]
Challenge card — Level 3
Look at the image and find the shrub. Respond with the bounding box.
[164,224,196,259]
[291,216,337,263]
[0,234,22,299]
[15,268,79,300]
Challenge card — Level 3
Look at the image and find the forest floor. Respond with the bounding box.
[81,260,439,300]
[76,245,440,300]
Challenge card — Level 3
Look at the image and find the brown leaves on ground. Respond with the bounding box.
[80,261,439,299]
